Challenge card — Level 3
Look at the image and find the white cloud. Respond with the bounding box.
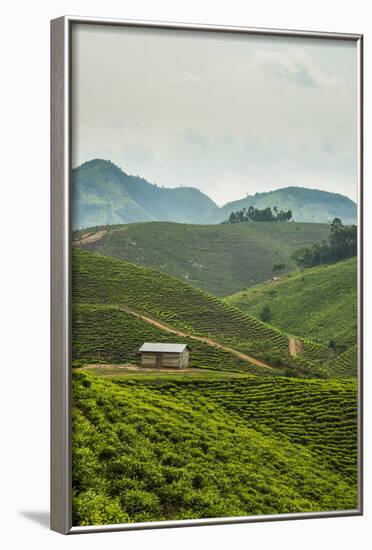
[72,25,357,203]
[170,70,204,84]
[252,48,337,88]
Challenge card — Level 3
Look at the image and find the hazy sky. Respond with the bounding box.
[72,24,358,205]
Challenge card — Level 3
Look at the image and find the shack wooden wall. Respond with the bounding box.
[161,352,181,368]
[180,349,189,368]
[140,353,158,367]
[140,350,189,369]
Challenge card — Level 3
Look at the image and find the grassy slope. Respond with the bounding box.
[72,371,357,526]
[75,221,330,296]
[72,248,291,368]
[224,258,357,349]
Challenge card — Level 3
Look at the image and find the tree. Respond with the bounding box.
[263,207,275,221]
[260,306,272,322]
[329,219,357,261]
[291,248,313,281]
[331,217,343,228]
[289,220,357,271]
[276,209,292,222]
[247,206,255,221]
[254,207,274,221]
[225,206,293,224]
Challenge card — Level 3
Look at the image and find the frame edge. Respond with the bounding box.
[51,15,71,535]
[50,16,363,534]
[356,33,364,516]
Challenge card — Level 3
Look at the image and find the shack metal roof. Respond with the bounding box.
[139,343,189,353]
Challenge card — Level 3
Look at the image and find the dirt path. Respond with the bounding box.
[120,305,273,370]
[288,336,298,358]
[73,229,108,246]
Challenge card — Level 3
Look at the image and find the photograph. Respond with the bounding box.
[69,21,360,528]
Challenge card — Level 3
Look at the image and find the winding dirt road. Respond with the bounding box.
[288,336,300,358]
[120,304,273,370]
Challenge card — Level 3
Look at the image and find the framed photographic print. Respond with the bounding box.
[51,16,363,534]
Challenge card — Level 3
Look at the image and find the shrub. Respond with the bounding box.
[73,490,129,526]
[121,489,161,517]
[259,306,272,323]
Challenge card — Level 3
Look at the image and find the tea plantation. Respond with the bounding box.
[72,249,289,359]
[134,376,357,481]
[326,345,358,378]
[72,248,326,372]
[74,220,330,296]
[72,371,358,526]
[72,303,272,375]
[225,258,357,349]
[71,247,359,527]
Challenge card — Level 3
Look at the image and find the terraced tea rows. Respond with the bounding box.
[120,375,358,482]
[326,345,358,377]
[72,303,272,375]
[72,371,358,525]
[297,338,329,363]
[72,248,289,363]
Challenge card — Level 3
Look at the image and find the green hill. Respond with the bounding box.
[72,371,357,525]
[74,221,330,296]
[73,159,219,229]
[73,249,339,377]
[219,187,357,225]
[224,258,357,349]
[72,248,291,367]
[72,159,357,229]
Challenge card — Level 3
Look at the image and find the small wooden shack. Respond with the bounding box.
[138,343,190,369]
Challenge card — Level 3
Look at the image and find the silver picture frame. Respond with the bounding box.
[51,15,363,535]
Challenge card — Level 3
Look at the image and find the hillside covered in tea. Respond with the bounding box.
[72,371,358,525]
[72,247,338,376]
[224,257,357,350]
[71,245,358,527]
[73,221,330,296]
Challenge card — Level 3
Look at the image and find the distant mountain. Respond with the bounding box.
[72,159,357,229]
[218,187,357,225]
[72,159,219,229]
